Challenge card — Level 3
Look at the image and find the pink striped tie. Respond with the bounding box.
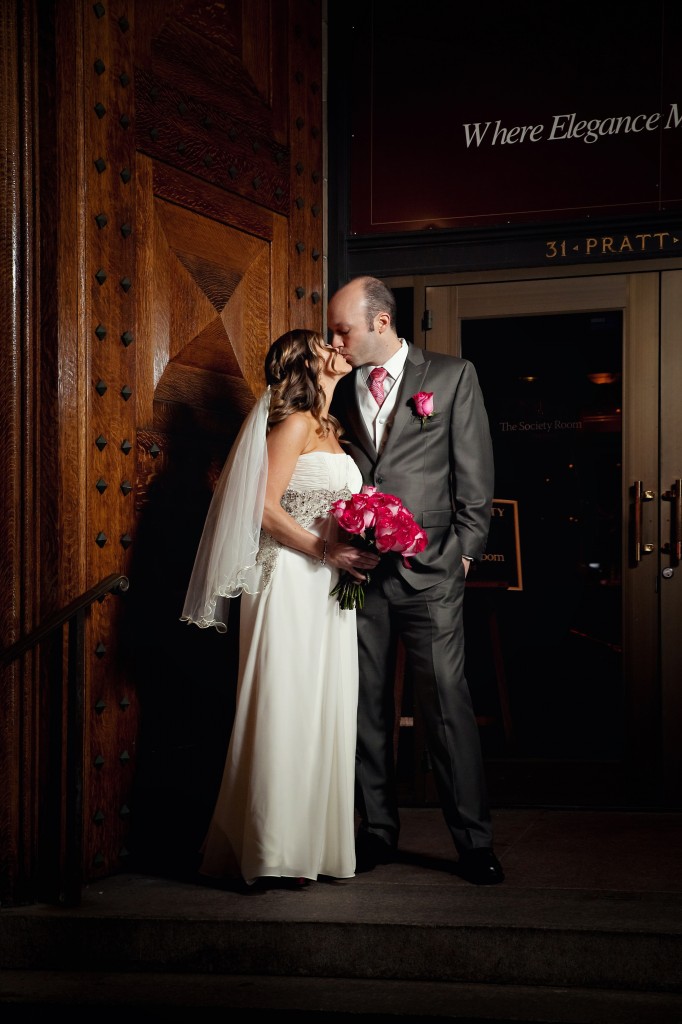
[368,366,388,406]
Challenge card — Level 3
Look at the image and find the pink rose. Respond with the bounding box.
[411,391,434,428]
[348,492,377,529]
[370,492,403,516]
[401,524,428,561]
[374,509,418,553]
[331,501,367,536]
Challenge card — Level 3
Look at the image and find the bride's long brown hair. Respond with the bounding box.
[264,329,343,439]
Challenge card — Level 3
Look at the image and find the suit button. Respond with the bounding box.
[375,475,383,484]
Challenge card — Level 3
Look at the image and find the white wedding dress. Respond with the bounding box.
[199,451,362,884]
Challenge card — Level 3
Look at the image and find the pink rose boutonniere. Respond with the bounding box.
[411,391,434,429]
[329,486,428,610]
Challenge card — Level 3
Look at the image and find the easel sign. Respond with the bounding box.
[471,499,523,590]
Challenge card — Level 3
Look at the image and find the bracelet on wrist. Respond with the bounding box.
[320,539,328,566]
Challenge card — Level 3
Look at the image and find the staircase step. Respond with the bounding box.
[1,872,681,994]
[1,971,682,1022]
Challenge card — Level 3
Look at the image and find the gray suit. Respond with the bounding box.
[331,342,495,854]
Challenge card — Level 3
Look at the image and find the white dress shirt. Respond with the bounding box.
[356,339,409,453]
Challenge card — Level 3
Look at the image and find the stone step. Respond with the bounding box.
[1,872,681,994]
[1,971,682,1022]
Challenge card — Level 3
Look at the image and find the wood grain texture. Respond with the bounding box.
[82,0,140,880]
[150,194,271,397]
[0,0,23,907]
[135,67,289,215]
[150,21,274,135]
[19,0,42,905]
[151,159,279,238]
[287,0,324,331]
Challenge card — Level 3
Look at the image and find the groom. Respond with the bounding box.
[328,276,503,885]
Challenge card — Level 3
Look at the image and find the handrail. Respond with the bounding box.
[1,571,129,907]
[0,573,129,669]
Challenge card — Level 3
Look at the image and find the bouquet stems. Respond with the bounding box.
[330,572,370,610]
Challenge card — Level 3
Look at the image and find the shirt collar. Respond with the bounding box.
[361,338,408,382]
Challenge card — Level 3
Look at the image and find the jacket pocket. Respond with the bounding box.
[422,509,453,528]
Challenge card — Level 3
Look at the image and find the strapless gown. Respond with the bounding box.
[199,452,363,883]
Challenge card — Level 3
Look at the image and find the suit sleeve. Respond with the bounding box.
[450,360,494,561]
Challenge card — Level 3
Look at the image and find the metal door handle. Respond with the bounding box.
[632,481,655,565]
[662,479,682,567]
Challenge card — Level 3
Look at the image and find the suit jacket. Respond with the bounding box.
[331,343,494,592]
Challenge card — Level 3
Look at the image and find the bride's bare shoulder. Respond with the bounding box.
[268,411,315,450]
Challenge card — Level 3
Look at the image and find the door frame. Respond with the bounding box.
[386,258,682,808]
[661,270,682,808]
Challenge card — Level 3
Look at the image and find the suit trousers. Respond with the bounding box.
[355,564,493,854]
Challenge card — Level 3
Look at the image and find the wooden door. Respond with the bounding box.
[1,0,325,903]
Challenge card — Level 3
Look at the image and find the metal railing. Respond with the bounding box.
[1,573,129,905]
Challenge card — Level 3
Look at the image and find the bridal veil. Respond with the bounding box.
[180,387,270,632]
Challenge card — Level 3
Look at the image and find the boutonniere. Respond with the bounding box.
[411,391,434,429]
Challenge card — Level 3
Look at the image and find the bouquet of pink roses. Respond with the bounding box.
[329,486,427,610]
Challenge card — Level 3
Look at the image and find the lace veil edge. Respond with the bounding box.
[180,387,270,633]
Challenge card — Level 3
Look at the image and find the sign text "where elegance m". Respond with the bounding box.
[463,103,682,148]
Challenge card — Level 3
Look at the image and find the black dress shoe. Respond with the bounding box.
[355,831,394,873]
[456,848,504,885]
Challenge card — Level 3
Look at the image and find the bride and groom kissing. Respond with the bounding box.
[182,275,503,889]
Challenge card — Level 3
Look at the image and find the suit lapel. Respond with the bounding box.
[378,346,429,463]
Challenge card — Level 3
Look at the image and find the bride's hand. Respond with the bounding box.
[326,541,380,581]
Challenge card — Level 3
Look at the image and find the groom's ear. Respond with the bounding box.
[376,312,391,334]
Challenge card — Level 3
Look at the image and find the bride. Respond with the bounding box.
[181,329,378,886]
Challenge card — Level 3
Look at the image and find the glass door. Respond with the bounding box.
[393,272,679,808]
